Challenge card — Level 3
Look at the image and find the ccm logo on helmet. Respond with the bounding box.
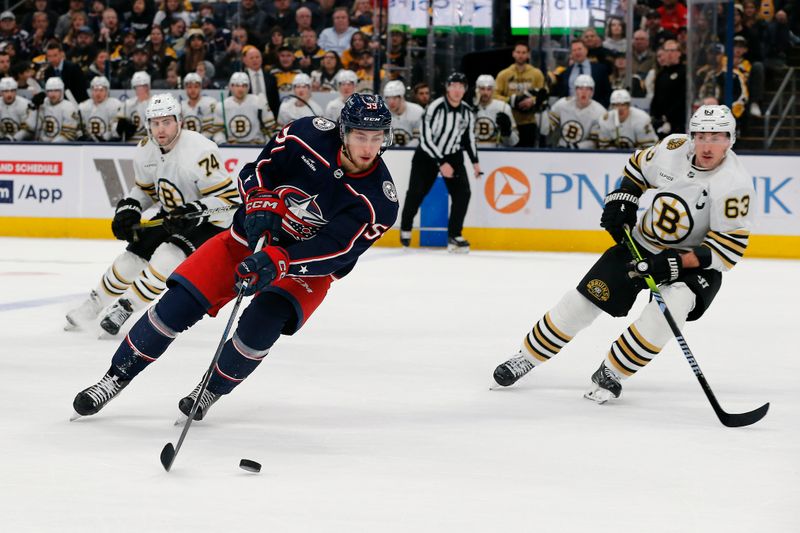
[247,199,279,210]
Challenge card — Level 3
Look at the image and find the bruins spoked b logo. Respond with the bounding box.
[229,115,252,138]
[475,116,497,142]
[649,192,693,244]
[88,117,106,137]
[561,120,584,143]
[183,116,201,132]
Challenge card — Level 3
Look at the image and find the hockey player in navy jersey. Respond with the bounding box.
[72,94,398,420]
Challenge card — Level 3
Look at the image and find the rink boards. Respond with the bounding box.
[0,143,797,258]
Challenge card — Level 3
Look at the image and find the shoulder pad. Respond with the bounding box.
[138,137,148,147]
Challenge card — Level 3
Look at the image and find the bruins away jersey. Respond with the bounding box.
[213,94,276,145]
[37,99,79,142]
[595,106,657,150]
[475,98,519,147]
[79,97,122,141]
[542,97,605,149]
[182,95,217,139]
[389,101,424,147]
[0,96,34,140]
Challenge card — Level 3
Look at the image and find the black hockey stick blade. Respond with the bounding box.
[715,401,770,428]
[160,443,176,471]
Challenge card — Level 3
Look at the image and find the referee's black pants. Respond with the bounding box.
[400,150,471,238]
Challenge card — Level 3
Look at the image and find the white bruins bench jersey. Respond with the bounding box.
[130,129,240,228]
[542,97,605,149]
[389,101,424,147]
[277,97,323,127]
[324,96,345,122]
[79,97,122,141]
[120,98,149,142]
[626,134,755,272]
[37,99,79,142]
[475,98,519,148]
[595,106,658,150]
[182,95,217,139]
[0,96,33,140]
[213,94,275,145]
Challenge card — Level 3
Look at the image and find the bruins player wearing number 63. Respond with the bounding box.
[493,105,756,405]
[65,93,240,336]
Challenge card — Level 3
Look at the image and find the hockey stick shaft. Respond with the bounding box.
[133,204,238,229]
[622,227,768,427]
[160,233,266,471]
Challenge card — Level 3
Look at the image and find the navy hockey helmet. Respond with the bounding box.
[339,93,393,154]
[446,71,468,87]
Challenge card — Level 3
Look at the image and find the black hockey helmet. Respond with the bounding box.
[446,71,468,86]
[339,93,393,154]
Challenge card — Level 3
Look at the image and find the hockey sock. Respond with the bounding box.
[521,289,602,365]
[605,282,696,379]
[207,293,295,395]
[125,243,186,311]
[98,251,147,303]
[111,284,207,379]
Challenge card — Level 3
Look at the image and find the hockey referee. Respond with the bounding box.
[399,72,482,253]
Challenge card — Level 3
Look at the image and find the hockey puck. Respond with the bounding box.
[239,459,261,473]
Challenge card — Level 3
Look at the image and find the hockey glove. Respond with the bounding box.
[496,112,512,136]
[116,118,138,138]
[163,201,208,235]
[111,198,142,242]
[628,249,684,285]
[600,189,639,243]
[29,92,46,109]
[244,187,287,249]
[234,246,289,296]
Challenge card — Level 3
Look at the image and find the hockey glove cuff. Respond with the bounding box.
[111,198,142,241]
[234,246,289,296]
[628,249,684,285]
[600,189,640,243]
[244,188,287,249]
[163,201,207,235]
[496,112,512,136]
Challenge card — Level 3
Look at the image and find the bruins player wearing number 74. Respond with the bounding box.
[493,105,756,405]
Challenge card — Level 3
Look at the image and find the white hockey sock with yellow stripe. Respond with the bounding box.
[121,243,186,312]
[98,252,148,305]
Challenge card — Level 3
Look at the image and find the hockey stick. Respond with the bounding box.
[623,227,769,427]
[132,204,238,229]
[160,233,266,471]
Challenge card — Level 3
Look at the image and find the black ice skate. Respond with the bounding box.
[584,362,623,404]
[99,298,134,336]
[72,368,131,418]
[447,236,470,254]
[493,354,535,387]
[178,381,221,421]
[65,290,103,330]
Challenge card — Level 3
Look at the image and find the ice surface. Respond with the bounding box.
[0,237,797,532]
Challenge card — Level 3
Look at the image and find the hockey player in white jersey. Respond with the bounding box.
[473,74,519,148]
[213,72,276,145]
[181,72,216,139]
[492,105,755,407]
[36,77,79,142]
[277,73,323,126]
[324,69,357,121]
[541,74,605,149]
[117,71,151,142]
[0,77,33,141]
[66,93,240,335]
[595,89,658,150]
[383,80,424,147]
[79,76,122,141]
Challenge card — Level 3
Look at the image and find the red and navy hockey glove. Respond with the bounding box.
[628,249,684,285]
[163,201,207,235]
[601,189,639,243]
[244,188,288,250]
[111,198,142,242]
[234,246,289,296]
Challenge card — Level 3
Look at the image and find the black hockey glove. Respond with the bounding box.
[163,201,207,235]
[116,118,137,138]
[496,112,512,136]
[243,187,287,250]
[532,88,550,112]
[111,198,142,242]
[234,245,289,296]
[600,189,639,243]
[29,92,46,109]
[628,249,684,285]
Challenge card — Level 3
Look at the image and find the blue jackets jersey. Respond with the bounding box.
[234,116,399,279]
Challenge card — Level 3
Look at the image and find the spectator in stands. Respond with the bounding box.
[181,29,206,77]
[195,60,219,89]
[609,52,645,97]
[26,12,53,58]
[22,0,59,35]
[658,0,688,34]
[269,44,301,94]
[313,0,336,33]
[631,30,654,76]
[201,17,232,68]
[765,8,800,69]
[412,82,430,108]
[494,42,547,147]
[353,49,382,93]
[385,30,407,79]
[350,0,373,27]
[166,16,188,57]
[603,17,627,54]
[294,29,325,74]
[741,1,769,52]
[650,39,685,136]
[263,27,285,69]
[360,8,387,40]
[153,61,180,89]
[1,11,31,61]
[123,0,153,41]
[153,0,193,30]
[0,50,9,78]
[62,12,89,52]
[55,0,85,41]
[11,59,39,92]
[341,30,367,70]
[87,0,106,35]
[265,0,298,37]
[697,44,748,119]
[117,44,155,88]
[44,41,88,101]
[311,49,342,91]
[555,39,611,107]
[287,7,315,49]
[88,48,110,81]
[231,0,270,48]
[241,44,280,116]
[319,7,357,56]
[67,26,97,75]
[732,35,765,117]
[97,8,123,51]
[644,9,675,51]
[145,25,177,80]
[580,27,611,67]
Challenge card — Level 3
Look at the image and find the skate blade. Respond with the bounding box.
[64,318,82,331]
[583,386,617,404]
[447,247,470,254]
[69,411,82,422]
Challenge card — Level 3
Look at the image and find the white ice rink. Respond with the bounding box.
[1,237,797,532]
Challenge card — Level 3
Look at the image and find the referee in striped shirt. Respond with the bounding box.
[399,72,482,253]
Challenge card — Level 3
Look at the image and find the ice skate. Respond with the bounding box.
[400,230,411,248]
[584,362,623,404]
[99,298,134,336]
[492,353,535,387]
[65,290,104,331]
[178,381,221,421]
[72,368,131,418]
[447,236,470,254]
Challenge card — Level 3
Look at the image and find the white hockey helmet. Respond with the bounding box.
[689,104,736,147]
[382,80,406,98]
[131,71,151,88]
[292,73,312,88]
[610,89,631,105]
[229,71,249,86]
[90,75,110,89]
[336,69,358,87]
[45,77,65,92]
[183,72,202,86]
[574,74,595,89]
[475,74,496,89]
[0,76,17,91]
